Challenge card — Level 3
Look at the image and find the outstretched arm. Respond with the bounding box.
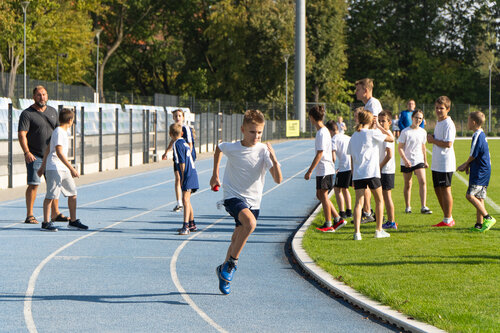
[305,150,323,180]
[162,140,174,160]
[210,146,223,188]
[267,143,282,184]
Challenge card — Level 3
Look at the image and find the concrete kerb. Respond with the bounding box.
[291,200,447,333]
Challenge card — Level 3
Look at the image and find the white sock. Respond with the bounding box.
[444,217,453,223]
[178,200,182,206]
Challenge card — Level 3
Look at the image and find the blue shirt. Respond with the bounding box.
[398,110,425,131]
[182,125,196,161]
[173,138,199,191]
[469,129,491,186]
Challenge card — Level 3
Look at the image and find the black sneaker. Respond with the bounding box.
[346,209,353,218]
[68,219,88,230]
[41,222,58,232]
[189,224,198,232]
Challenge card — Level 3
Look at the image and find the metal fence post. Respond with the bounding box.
[80,106,85,175]
[99,107,103,172]
[206,106,210,153]
[164,107,169,152]
[199,112,203,154]
[8,103,13,188]
[115,107,119,169]
[129,109,133,167]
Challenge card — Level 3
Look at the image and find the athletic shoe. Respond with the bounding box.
[481,216,496,232]
[339,211,347,219]
[178,227,190,235]
[316,222,334,232]
[216,265,231,295]
[361,214,375,223]
[189,224,198,232]
[420,207,432,214]
[41,222,58,232]
[382,221,398,229]
[405,207,412,214]
[219,260,237,282]
[353,232,362,240]
[432,220,455,227]
[68,219,88,230]
[346,209,353,218]
[375,229,391,238]
[333,219,347,231]
[172,205,183,212]
[470,223,483,232]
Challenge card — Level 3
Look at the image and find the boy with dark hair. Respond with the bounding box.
[457,111,495,232]
[305,106,345,232]
[37,108,87,231]
[210,110,282,294]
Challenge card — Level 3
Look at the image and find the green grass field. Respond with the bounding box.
[302,138,499,333]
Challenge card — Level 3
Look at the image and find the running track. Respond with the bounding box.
[0,140,396,332]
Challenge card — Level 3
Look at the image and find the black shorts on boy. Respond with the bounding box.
[381,173,395,190]
[353,177,381,190]
[224,197,259,227]
[432,171,453,187]
[400,163,425,174]
[334,170,352,188]
[316,174,334,190]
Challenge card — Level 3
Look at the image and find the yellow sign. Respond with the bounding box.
[286,120,300,137]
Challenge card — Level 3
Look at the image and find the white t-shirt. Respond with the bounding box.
[347,129,387,180]
[332,133,351,172]
[398,127,427,166]
[364,97,382,117]
[219,141,273,209]
[431,117,456,172]
[336,121,346,135]
[380,141,396,174]
[315,127,335,176]
[46,127,70,171]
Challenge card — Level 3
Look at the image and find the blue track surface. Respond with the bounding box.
[0,140,396,332]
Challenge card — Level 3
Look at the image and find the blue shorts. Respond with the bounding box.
[224,198,259,227]
[26,155,43,186]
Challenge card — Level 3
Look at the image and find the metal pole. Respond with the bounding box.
[165,107,169,151]
[284,54,289,123]
[80,106,85,175]
[8,103,13,188]
[129,109,133,166]
[95,29,102,103]
[115,108,119,169]
[56,55,59,100]
[22,1,30,99]
[99,107,103,172]
[489,64,492,133]
[295,0,306,132]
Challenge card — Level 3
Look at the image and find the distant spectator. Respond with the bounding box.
[399,99,425,131]
[336,116,347,135]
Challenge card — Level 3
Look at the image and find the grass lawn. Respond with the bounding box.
[302,138,499,333]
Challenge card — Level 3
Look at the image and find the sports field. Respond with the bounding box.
[303,138,500,332]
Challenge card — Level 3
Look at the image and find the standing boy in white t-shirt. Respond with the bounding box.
[37,109,88,232]
[210,110,282,295]
[305,106,345,232]
[427,96,456,227]
[378,111,397,229]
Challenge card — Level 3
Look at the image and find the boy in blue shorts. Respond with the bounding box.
[457,111,496,232]
[210,110,282,295]
[170,123,199,235]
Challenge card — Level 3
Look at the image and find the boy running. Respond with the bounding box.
[210,110,282,295]
[457,111,496,232]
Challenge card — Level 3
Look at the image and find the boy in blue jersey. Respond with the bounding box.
[170,123,199,235]
[457,111,496,232]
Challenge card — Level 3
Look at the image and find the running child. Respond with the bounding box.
[347,109,394,240]
[37,108,88,232]
[457,111,496,232]
[305,106,345,232]
[377,111,397,229]
[170,123,199,235]
[427,96,456,227]
[162,109,196,212]
[210,110,282,295]
[398,109,432,215]
[325,120,352,219]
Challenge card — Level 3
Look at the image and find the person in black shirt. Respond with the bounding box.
[18,86,69,224]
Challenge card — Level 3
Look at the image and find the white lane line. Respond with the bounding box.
[426,148,500,213]
[22,142,307,332]
[169,161,310,333]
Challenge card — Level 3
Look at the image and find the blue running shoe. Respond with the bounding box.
[219,261,237,282]
[382,221,398,229]
[216,265,231,295]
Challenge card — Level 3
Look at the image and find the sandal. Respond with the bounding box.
[24,215,39,224]
[52,213,71,222]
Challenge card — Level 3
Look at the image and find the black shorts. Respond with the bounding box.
[173,164,179,173]
[432,171,453,187]
[353,177,381,190]
[334,171,352,188]
[400,163,425,173]
[224,198,259,227]
[316,175,334,190]
[381,173,395,190]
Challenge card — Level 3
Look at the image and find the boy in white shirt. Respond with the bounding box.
[336,116,347,135]
[37,109,87,232]
[378,111,397,229]
[210,110,282,295]
[305,106,345,232]
[325,120,352,220]
[427,96,456,227]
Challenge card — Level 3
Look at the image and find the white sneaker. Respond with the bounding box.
[405,207,412,214]
[353,232,362,240]
[375,229,391,238]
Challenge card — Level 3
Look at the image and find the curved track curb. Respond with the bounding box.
[291,201,447,333]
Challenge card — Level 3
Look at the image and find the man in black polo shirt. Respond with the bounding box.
[18,86,69,227]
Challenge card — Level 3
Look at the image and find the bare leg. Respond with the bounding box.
[51,199,62,220]
[26,185,38,217]
[68,196,77,221]
[434,186,445,213]
[342,188,352,210]
[414,168,427,208]
[466,195,487,223]
[371,187,385,231]
[317,189,332,222]
[43,198,53,223]
[174,170,182,204]
[436,186,453,218]
[334,187,344,212]
[225,209,257,261]
[353,189,365,234]
[383,189,395,222]
[363,188,371,214]
[403,172,412,209]
[182,191,193,223]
